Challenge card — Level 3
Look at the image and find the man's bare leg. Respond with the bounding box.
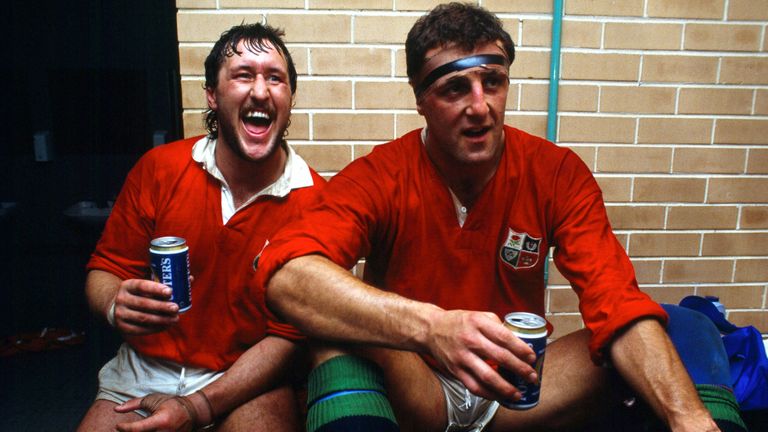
[311,346,441,432]
[489,329,626,431]
[355,348,448,432]
[77,399,143,432]
[314,330,623,432]
[217,384,301,432]
[78,385,300,432]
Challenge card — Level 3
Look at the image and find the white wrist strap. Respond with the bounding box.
[107,301,116,327]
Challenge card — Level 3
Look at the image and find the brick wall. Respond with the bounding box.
[176,0,768,338]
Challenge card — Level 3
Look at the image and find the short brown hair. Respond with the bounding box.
[405,2,515,84]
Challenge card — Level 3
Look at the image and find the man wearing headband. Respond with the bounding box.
[258,3,741,431]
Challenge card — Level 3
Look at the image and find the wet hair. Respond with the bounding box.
[405,2,515,86]
[203,23,297,138]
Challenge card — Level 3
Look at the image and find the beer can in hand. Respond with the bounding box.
[150,236,191,312]
[499,312,547,410]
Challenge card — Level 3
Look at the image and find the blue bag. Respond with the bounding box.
[722,325,768,411]
[679,296,768,411]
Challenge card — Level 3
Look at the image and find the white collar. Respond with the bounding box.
[191,136,314,221]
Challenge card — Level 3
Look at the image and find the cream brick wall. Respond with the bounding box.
[176,0,768,338]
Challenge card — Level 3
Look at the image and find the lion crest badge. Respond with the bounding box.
[500,229,541,269]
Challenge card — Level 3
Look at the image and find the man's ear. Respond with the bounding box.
[205,86,217,111]
[410,80,424,115]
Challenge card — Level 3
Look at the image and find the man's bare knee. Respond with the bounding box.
[218,385,301,432]
[307,342,351,368]
[77,399,143,432]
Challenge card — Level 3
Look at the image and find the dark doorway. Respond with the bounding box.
[2,1,182,429]
[2,0,182,337]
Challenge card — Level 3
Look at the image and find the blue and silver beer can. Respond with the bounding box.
[150,236,191,312]
[499,312,547,410]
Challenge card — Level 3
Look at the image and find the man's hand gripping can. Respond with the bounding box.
[150,236,191,312]
[499,312,547,410]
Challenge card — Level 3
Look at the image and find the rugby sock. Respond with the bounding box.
[698,385,747,432]
[306,355,399,432]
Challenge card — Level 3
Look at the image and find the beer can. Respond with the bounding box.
[499,312,547,410]
[149,236,191,312]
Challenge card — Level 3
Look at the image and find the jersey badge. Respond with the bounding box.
[500,229,541,269]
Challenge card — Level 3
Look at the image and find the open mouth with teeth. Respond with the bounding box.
[243,110,273,136]
[463,127,491,138]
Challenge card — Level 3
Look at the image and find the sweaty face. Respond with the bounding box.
[414,42,510,169]
[206,40,293,163]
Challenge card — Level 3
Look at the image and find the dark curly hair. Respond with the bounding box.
[405,2,515,86]
[203,23,297,138]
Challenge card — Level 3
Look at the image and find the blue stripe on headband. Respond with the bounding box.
[415,54,507,96]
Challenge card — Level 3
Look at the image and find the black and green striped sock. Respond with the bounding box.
[697,384,747,432]
[306,355,399,432]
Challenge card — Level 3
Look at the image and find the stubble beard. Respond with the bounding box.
[216,114,288,164]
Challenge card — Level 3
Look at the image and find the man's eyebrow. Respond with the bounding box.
[441,74,469,85]
[228,62,287,75]
[436,67,508,85]
[478,68,509,78]
[430,74,471,92]
[227,61,254,72]
[415,54,507,96]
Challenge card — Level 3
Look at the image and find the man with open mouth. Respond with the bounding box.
[258,3,742,432]
[79,23,323,432]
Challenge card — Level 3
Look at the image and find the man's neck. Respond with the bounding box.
[423,139,503,210]
[214,140,288,208]
[443,165,497,210]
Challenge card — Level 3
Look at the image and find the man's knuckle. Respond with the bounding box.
[477,368,496,383]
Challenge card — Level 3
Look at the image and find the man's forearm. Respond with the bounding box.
[267,255,442,352]
[267,255,538,401]
[610,318,718,431]
[193,336,299,423]
[85,269,122,322]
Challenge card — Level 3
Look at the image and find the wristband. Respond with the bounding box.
[106,301,116,327]
[196,390,216,428]
[173,396,199,430]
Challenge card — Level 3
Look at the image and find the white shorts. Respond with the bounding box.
[435,371,500,432]
[96,343,224,416]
